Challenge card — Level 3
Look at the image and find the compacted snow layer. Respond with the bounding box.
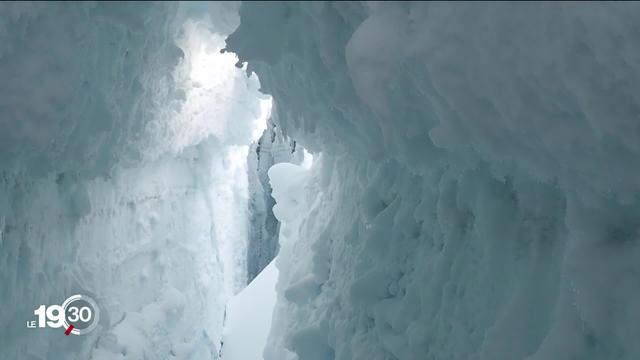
[0,145,234,360]
[0,2,264,359]
[265,156,574,360]
[226,2,640,359]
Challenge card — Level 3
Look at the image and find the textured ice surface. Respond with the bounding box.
[1,142,242,360]
[0,2,263,359]
[4,1,640,360]
[0,1,252,178]
[226,2,640,359]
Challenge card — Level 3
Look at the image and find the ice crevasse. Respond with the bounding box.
[226,2,640,360]
[1,2,640,360]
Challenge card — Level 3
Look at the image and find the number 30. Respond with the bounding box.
[68,306,92,322]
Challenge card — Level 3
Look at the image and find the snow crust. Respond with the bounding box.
[226,2,640,359]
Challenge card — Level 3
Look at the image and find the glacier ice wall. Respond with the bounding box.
[0,1,250,178]
[0,2,181,178]
[1,144,229,360]
[226,2,640,359]
[0,2,264,359]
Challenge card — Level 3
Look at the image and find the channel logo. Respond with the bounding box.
[26,294,100,336]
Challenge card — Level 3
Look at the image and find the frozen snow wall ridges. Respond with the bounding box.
[0,2,182,178]
[226,2,640,359]
[0,2,259,359]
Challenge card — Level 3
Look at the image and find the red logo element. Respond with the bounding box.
[64,324,74,336]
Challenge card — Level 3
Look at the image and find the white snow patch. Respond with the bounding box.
[221,260,279,360]
[301,150,314,170]
[252,98,273,142]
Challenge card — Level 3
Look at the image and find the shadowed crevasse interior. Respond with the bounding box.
[2,2,640,360]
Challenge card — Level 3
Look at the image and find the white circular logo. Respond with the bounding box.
[61,294,100,335]
[29,294,101,335]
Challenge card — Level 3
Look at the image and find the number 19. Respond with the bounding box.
[33,305,65,328]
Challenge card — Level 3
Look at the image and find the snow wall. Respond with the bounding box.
[0,2,267,359]
[226,2,640,359]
